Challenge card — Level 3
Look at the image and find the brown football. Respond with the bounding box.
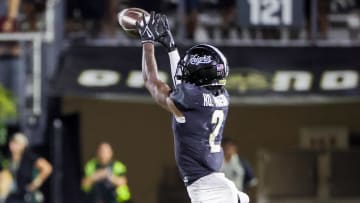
[118,8,150,38]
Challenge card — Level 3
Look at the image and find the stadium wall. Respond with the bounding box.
[63,97,360,203]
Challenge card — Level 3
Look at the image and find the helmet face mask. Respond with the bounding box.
[175,44,229,87]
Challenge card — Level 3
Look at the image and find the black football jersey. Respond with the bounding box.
[170,83,229,186]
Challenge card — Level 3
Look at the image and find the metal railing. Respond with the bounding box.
[0,0,58,116]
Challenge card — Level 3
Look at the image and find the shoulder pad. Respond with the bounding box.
[170,83,202,111]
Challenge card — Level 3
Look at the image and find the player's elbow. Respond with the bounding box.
[144,81,157,98]
[144,82,169,108]
[145,80,157,97]
[143,80,152,92]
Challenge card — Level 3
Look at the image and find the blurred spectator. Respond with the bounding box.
[0,0,20,32]
[66,0,120,37]
[0,132,53,203]
[218,0,237,39]
[0,0,20,56]
[129,0,163,12]
[103,0,119,37]
[349,0,360,40]
[0,85,17,122]
[0,58,26,130]
[21,0,46,31]
[82,142,132,203]
[184,0,199,39]
[0,0,24,116]
[0,168,12,202]
[358,0,360,30]
[221,138,257,192]
[80,0,108,37]
[305,0,330,39]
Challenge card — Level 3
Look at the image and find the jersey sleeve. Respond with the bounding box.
[113,161,127,176]
[170,83,202,111]
[84,159,97,177]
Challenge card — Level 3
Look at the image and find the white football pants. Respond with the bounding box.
[187,173,250,203]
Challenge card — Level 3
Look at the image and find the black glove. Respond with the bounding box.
[156,15,176,52]
[136,11,161,44]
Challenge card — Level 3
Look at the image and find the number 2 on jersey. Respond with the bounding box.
[209,110,224,153]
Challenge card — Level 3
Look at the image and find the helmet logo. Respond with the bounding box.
[189,55,212,65]
[217,64,224,71]
[217,64,225,76]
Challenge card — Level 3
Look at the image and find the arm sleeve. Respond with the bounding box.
[113,161,127,176]
[84,160,97,177]
[168,50,181,86]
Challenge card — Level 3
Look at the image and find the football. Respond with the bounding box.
[118,8,150,37]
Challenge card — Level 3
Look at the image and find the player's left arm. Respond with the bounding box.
[137,12,183,117]
[141,43,171,109]
[141,43,183,119]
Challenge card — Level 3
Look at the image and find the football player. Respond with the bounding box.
[136,12,250,203]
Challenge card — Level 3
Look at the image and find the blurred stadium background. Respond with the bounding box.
[1,0,360,203]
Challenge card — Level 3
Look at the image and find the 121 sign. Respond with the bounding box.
[238,0,305,27]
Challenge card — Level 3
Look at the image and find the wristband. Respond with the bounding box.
[167,43,177,52]
[141,40,154,44]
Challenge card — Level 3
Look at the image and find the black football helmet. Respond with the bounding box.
[175,44,229,86]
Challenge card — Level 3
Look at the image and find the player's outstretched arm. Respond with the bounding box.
[137,12,184,118]
[141,43,183,118]
[141,43,171,109]
[137,12,171,110]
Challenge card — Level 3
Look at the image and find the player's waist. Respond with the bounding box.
[186,172,225,187]
[177,163,221,186]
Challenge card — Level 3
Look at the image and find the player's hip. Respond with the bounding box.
[186,172,239,203]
